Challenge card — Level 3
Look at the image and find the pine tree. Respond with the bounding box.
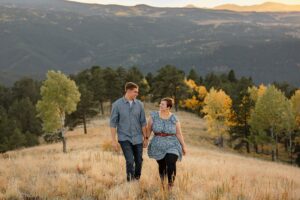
[66,84,98,134]
[152,65,188,111]
[126,66,149,99]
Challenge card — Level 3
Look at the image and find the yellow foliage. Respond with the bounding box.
[182,79,208,113]
[248,84,266,102]
[202,88,233,136]
[195,86,207,99]
[185,79,197,89]
[182,96,201,111]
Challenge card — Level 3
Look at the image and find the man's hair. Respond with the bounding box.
[125,82,139,91]
[161,97,174,108]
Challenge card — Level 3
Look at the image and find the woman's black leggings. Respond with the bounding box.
[156,153,178,185]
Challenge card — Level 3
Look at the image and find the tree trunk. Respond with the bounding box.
[61,114,67,153]
[289,132,293,164]
[284,138,289,152]
[275,133,279,160]
[270,128,276,161]
[246,142,250,153]
[83,112,87,134]
[244,111,250,153]
[100,101,104,115]
[62,136,67,153]
[61,128,67,153]
[220,135,224,148]
[254,143,258,154]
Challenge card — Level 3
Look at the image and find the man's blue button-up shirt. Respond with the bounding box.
[110,97,147,145]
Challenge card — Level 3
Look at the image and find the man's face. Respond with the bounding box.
[127,88,139,99]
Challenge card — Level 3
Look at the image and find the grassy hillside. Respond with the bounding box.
[0,104,299,199]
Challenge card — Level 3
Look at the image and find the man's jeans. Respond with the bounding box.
[119,140,143,181]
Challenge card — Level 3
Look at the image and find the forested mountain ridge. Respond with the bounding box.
[1,0,300,85]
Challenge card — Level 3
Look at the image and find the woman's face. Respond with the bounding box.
[159,100,169,111]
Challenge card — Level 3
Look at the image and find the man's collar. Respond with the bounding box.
[122,96,136,103]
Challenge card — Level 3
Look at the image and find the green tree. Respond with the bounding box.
[116,66,128,96]
[0,106,10,152]
[66,84,98,134]
[152,65,188,111]
[126,66,149,99]
[229,93,254,153]
[103,67,123,105]
[146,72,154,89]
[71,66,106,115]
[8,128,26,150]
[12,78,41,104]
[89,66,106,115]
[187,68,202,85]
[204,72,222,90]
[0,84,13,111]
[36,71,80,153]
[8,97,42,136]
[249,85,294,161]
[290,90,300,163]
[273,81,297,98]
[291,90,300,130]
[227,69,237,83]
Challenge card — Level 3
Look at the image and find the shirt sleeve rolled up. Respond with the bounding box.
[110,103,119,128]
[140,103,147,127]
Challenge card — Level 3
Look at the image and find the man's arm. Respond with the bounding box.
[110,103,119,151]
[140,103,147,138]
[140,103,148,147]
[110,127,117,143]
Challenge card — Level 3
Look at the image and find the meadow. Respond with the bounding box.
[0,104,299,200]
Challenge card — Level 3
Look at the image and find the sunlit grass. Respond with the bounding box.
[0,104,299,199]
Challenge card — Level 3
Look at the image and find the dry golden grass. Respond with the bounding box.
[0,104,300,200]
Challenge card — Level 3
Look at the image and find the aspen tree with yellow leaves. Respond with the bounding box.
[247,84,267,102]
[181,79,207,116]
[202,88,233,147]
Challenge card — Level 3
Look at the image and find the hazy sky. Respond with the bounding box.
[69,0,300,8]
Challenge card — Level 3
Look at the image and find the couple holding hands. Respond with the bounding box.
[110,82,187,189]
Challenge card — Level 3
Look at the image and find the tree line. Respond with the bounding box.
[0,65,299,166]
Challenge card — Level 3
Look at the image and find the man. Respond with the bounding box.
[110,82,148,181]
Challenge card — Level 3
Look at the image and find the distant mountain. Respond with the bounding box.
[185,4,197,9]
[1,0,300,85]
[214,2,300,12]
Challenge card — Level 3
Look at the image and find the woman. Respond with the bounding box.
[146,97,187,188]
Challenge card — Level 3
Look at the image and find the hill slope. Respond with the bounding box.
[0,108,299,199]
[0,0,300,85]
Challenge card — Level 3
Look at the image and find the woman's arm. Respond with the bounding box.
[143,116,153,148]
[146,116,153,138]
[176,122,187,155]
